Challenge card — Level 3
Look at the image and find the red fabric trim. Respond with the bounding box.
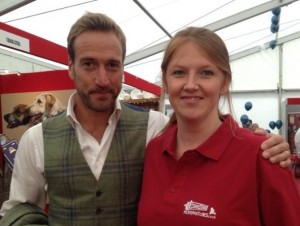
[287,98,300,105]
[0,70,74,94]
[0,22,68,65]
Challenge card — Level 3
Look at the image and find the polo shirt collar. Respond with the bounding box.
[162,115,236,161]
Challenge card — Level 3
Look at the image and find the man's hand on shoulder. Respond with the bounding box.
[254,129,291,168]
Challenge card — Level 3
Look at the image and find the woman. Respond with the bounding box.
[138,27,300,225]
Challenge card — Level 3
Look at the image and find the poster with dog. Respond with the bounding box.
[1,90,74,142]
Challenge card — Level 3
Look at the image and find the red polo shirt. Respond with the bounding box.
[138,115,300,226]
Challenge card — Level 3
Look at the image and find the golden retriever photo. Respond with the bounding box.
[27,93,66,125]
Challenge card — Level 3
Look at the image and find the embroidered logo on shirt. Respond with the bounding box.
[183,200,216,219]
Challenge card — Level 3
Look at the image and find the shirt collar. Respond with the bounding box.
[162,115,237,161]
[66,91,122,129]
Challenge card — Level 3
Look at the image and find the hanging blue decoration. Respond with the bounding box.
[240,114,249,125]
[269,121,276,130]
[275,120,283,129]
[270,15,280,33]
[272,7,281,16]
[271,15,280,24]
[270,23,279,33]
[244,101,253,111]
[269,40,277,49]
[269,7,281,50]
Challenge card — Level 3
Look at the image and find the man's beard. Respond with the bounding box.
[77,86,119,112]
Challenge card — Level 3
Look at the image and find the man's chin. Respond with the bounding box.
[90,100,116,112]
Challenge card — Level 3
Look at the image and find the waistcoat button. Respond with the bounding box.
[96,191,102,197]
[96,208,102,214]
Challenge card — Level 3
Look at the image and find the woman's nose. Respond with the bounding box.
[184,74,198,90]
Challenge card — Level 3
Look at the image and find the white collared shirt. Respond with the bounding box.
[0,92,169,215]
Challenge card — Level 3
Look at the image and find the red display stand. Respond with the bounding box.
[282,98,300,154]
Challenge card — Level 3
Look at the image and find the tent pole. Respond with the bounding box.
[278,44,283,135]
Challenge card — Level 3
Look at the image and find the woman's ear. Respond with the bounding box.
[220,85,229,96]
[163,86,168,94]
[220,74,230,95]
[162,73,168,93]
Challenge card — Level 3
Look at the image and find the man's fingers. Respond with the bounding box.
[279,158,292,168]
[269,150,291,168]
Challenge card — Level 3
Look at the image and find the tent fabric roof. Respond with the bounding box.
[0,0,299,84]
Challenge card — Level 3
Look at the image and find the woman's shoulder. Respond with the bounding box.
[223,114,267,146]
[234,126,268,146]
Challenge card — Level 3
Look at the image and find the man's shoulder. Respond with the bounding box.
[42,111,68,129]
[149,110,169,122]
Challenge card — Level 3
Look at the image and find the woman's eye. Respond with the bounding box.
[172,70,184,76]
[201,70,213,76]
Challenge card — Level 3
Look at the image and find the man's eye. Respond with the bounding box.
[107,62,121,70]
[83,62,94,67]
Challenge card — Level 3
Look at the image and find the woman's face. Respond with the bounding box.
[164,42,229,123]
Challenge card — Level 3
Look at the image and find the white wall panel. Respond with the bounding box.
[230,48,279,91]
[282,38,300,89]
[0,47,64,74]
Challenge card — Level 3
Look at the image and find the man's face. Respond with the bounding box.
[69,31,123,113]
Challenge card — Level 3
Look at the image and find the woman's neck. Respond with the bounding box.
[175,115,222,159]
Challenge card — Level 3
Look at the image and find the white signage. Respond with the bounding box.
[0,29,30,52]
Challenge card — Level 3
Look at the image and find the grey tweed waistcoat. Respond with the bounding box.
[43,104,149,226]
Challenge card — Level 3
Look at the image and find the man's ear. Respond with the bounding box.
[68,62,74,80]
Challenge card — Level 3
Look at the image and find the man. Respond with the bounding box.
[0,12,291,226]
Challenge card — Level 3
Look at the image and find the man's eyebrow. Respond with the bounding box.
[108,59,121,63]
[80,56,95,61]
